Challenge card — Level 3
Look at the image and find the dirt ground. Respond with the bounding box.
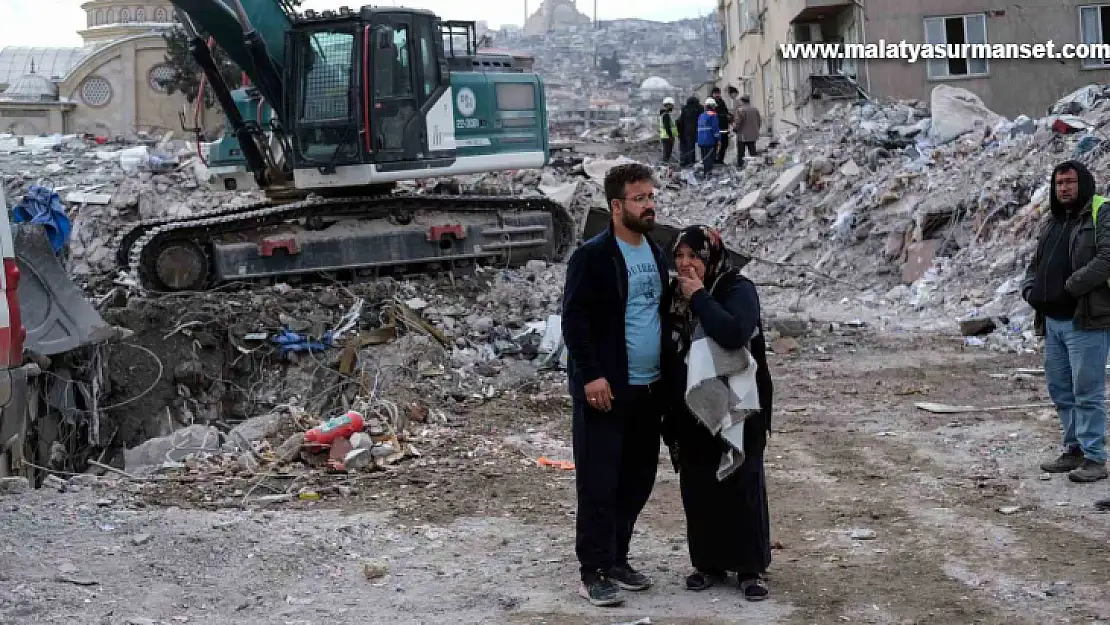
[3,330,1110,625]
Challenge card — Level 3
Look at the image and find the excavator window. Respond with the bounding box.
[293,29,360,164]
[300,31,354,121]
[416,21,438,100]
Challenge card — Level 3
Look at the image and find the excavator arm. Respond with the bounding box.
[168,0,290,121]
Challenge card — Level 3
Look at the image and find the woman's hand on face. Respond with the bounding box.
[677,267,704,299]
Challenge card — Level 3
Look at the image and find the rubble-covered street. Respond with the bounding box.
[4,42,1110,624]
[4,336,1110,624]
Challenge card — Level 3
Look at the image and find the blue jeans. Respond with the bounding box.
[1044,316,1110,462]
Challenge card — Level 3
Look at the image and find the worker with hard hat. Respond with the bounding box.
[659,97,677,162]
[696,97,721,178]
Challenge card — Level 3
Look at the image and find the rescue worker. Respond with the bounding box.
[659,97,677,163]
[677,96,703,168]
[696,98,721,179]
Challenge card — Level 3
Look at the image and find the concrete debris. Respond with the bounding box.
[929,84,1003,145]
[123,424,222,473]
[0,477,30,495]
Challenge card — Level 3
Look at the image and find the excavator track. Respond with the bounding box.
[123,193,578,292]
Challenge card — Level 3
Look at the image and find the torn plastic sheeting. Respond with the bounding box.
[13,184,71,253]
[538,314,569,370]
[272,329,334,357]
[1050,84,1105,114]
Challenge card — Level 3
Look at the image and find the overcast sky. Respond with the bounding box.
[0,0,716,48]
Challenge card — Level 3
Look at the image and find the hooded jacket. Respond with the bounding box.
[1022,160,1110,333]
[677,97,702,143]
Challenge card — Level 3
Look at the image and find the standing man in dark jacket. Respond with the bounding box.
[711,87,731,164]
[677,96,703,168]
[1022,160,1110,483]
[562,163,669,607]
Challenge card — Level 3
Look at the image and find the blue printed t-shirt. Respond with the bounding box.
[616,237,662,385]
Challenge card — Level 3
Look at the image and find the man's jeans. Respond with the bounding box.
[1045,316,1110,462]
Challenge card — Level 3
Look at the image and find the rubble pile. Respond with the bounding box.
[92,261,568,470]
[0,133,264,288]
[531,84,1110,350]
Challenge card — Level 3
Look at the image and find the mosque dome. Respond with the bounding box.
[1,72,58,101]
[639,76,672,91]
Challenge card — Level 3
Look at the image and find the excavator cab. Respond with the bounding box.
[285,8,454,186]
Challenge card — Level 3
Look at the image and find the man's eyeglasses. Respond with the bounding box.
[622,193,655,204]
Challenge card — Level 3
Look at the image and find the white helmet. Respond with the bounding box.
[705,97,716,107]
[663,96,675,106]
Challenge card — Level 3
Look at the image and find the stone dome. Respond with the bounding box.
[639,76,672,91]
[1,72,59,101]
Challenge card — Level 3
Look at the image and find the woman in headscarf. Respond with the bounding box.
[661,225,773,600]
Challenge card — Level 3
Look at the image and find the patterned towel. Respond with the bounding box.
[683,322,762,480]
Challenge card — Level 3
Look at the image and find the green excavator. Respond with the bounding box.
[118,1,745,292]
[118,1,581,291]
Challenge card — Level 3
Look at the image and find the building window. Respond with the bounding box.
[924,14,988,79]
[739,0,757,34]
[121,8,131,22]
[105,8,114,23]
[1080,6,1110,68]
[80,76,112,107]
[95,9,103,25]
[149,64,174,92]
[136,7,145,21]
[155,7,167,22]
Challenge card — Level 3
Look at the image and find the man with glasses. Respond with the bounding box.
[562,163,669,606]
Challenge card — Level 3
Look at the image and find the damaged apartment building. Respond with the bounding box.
[715,0,1110,135]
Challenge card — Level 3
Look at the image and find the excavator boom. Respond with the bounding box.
[169,0,290,121]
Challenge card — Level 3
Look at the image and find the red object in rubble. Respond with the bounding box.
[304,411,365,451]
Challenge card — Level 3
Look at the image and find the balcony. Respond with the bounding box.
[789,0,854,24]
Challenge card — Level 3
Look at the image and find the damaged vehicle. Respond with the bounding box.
[0,183,116,485]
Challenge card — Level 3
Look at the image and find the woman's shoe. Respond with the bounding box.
[738,575,768,601]
[685,570,726,591]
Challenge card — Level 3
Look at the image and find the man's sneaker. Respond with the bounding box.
[1068,459,1109,483]
[579,573,623,606]
[608,563,653,591]
[1041,449,1084,473]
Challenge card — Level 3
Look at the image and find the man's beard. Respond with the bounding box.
[622,209,655,234]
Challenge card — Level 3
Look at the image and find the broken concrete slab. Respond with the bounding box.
[582,156,639,183]
[771,317,811,338]
[735,189,763,215]
[902,240,940,284]
[839,159,861,176]
[538,180,578,208]
[124,424,222,472]
[225,413,286,451]
[929,84,1002,144]
[767,164,806,200]
[64,191,112,205]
